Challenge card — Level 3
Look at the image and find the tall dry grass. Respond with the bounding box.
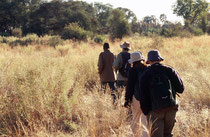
[0,35,209,136]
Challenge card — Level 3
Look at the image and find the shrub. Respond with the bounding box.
[19,34,39,46]
[24,34,39,42]
[11,28,22,38]
[0,36,3,43]
[94,35,105,43]
[190,27,204,36]
[61,23,88,41]
[160,28,174,37]
[178,29,192,38]
[48,35,63,48]
[4,36,18,44]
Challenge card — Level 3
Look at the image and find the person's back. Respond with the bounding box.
[113,42,131,88]
[124,51,148,137]
[98,50,115,82]
[141,63,184,112]
[139,50,184,137]
[98,43,115,91]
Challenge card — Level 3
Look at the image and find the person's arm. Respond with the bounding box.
[98,53,104,74]
[113,53,122,71]
[170,68,184,94]
[139,71,151,115]
[124,68,136,107]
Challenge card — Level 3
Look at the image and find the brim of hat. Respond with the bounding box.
[120,45,131,49]
[146,57,164,64]
[129,58,144,64]
[128,59,135,64]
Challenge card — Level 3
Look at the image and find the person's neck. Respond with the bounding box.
[150,61,161,65]
[122,49,128,52]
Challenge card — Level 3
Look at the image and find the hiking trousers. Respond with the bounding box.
[116,80,127,88]
[131,96,149,137]
[147,106,178,137]
[101,82,116,91]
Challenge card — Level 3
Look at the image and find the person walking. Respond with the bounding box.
[113,42,131,88]
[98,42,116,91]
[124,51,148,137]
[139,50,184,137]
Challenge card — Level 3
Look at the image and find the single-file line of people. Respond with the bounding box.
[98,42,184,137]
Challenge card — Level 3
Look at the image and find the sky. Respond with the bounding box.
[84,0,184,23]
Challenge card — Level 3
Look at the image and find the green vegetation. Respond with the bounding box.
[0,0,209,41]
[0,36,209,136]
[62,23,89,41]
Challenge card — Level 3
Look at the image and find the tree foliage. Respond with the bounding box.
[173,0,208,25]
[108,9,131,40]
[0,0,208,39]
[61,22,88,40]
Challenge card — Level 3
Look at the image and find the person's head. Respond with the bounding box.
[120,42,131,51]
[103,42,109,50]
[146,50,164,65]
[128,51,146,68]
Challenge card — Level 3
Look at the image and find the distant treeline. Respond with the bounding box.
[0,0,209,41]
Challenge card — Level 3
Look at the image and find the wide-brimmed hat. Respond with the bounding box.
[128,51,145,64]
[146,50,164,64]
[120,42,131,50]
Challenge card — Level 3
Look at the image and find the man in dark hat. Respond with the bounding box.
[98,43,116,91]
[139,50,184,137]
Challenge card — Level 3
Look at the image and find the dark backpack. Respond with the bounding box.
[134,69,144,101]
[119,52,131,78]
[149,68,176,111]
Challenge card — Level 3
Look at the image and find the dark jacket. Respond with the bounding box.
[139,63,184,115]
[125,66,147,105]
[98,49,115,82]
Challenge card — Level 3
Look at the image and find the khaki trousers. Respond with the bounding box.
[131,96,149,137]
[147,106,178,137]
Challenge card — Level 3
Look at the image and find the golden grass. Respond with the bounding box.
[0,35,209,136]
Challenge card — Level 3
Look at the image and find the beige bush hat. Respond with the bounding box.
[128,51,145,64]
[120,42,131,50]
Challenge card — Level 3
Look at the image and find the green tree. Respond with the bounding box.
[108,9,131,40]
[173,0,208,25]
[94,3,112,33]
[140,15,161,36]
[0,0,42,35]
[28,1,95,36]
[117,7,137,22]
[199,13,208,33]
[117,7,138,33]
[207,12,210,34]
[160,14,167,24]
[28,1,66,35]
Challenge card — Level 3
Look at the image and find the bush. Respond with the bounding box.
[47,35,63,47]
[190,27,204,36]
[61,23,88,41]
[25,34,39,42]
[94,35,105,43]
[0,36,3,43]
[12,28,22,38]
[20,34,39,45]
[177,29,192,38]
